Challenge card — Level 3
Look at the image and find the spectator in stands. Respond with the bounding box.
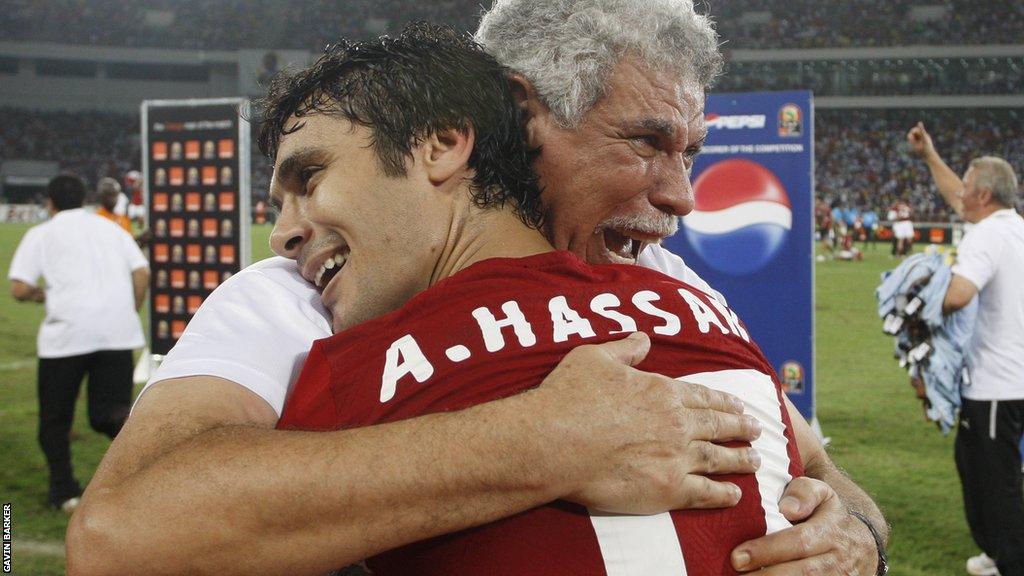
[1,0,1022,50]
[7,174,150,514]
[908,122,1024,576]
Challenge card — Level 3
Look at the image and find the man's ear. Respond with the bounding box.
[977,187,994,207]
[508,73,551,149]
[419,126,475,186]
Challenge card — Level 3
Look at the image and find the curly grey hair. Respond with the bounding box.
[475,0,723,127]
[969,156,1020,208]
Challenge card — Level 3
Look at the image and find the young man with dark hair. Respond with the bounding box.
[8,173,150,513]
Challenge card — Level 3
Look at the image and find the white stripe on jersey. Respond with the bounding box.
[588,369,794,574]
[683,369,794,534]
[589,511,687,576]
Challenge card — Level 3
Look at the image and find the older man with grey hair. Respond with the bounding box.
[474,2,887,574]
[909,122,1024,576]
[70,3,882,575]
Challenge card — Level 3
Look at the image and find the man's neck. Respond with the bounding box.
[971,205,1009,223]
[428,204,554,286]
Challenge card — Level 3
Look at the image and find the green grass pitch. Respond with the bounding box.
[0,222,977,575]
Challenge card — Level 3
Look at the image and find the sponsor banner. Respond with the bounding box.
[0,204,47,223]
[142,98,251,355]
[874,223,955,244]
[664,91,815,420]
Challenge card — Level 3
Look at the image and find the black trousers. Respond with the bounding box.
[955,397,1024,576]
[38,350,134,505]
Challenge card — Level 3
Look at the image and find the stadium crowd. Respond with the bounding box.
[715,57,1024,97]
[4,106,1021,223]
[711,0,1024,49]
[2,0,1022,51]
[816,108,1024,222]
[0,108,139,192]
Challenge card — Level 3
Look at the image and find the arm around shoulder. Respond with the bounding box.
[66,373,569,576]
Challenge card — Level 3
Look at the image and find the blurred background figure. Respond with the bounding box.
[7,174,150,514]
[95,177,130,233]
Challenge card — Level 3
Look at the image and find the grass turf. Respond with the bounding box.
[1,222,977,575]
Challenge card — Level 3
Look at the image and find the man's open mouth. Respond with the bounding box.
[602,228,648,262]
[315,248,349,290]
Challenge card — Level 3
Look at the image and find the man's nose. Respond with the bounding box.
[269,204,312,260]
[649,155,694,217]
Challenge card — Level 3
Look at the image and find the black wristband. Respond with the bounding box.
[849,510,888,576]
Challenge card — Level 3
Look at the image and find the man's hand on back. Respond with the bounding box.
[529,331,763,514]
[730,477,882,575]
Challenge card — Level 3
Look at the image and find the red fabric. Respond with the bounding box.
[892,201,913,221]
[278,251,803,575]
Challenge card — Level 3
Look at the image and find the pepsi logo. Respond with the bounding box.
[705,113,767,130]
[683,159,792,276]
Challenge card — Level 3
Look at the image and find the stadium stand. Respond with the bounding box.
[0,107,139,191]
[0,107,272,206]
[1,0,1022,50]
[716,57,1024,97]
[3,106,1019,220]
[710,0,1024,49]
[1,1,1020,215]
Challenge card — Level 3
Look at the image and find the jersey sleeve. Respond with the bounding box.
[140,265,332,416]
[638,244,728,305]
[952,225,999,291]
[120,227,149,271]
[8,226,43,286]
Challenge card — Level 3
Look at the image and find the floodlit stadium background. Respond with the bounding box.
[1,1,1023,574]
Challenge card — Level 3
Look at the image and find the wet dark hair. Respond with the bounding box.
[256,22,543,228]
[46,174,86,211]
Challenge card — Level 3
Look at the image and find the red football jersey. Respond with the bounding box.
[893,202,913,221]
[278,251,804,576]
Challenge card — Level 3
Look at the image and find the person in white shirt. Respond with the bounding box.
[69,4,884,575]
[8,174,150,514]
[909,122,1024,576]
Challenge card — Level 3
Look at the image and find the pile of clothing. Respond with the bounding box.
[876,251,977,433]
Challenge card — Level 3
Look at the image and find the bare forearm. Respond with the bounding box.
[70,392,561,576]
[131,269,149,310]
[10,281,44,303]
[807,459,888,545]
[924,151,965,217]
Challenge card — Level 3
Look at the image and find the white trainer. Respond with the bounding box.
[966,553,1000,576]
[59,497,80,515]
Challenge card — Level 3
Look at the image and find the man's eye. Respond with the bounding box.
[299,167,319,185]
[631,136,659,148]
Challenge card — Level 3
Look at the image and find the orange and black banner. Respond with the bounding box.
[142,98,251,355]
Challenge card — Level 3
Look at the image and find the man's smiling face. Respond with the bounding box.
[527,56,707,265]
[268,113,447,333]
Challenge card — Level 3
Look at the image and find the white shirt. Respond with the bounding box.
[145,245,717,416]
[952,209,1024,400]
[145,256,332,413]
[114,192,130,216]
[8,208,149,358]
